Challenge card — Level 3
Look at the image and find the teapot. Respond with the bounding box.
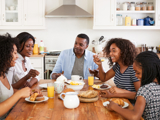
[144,16,155,26]
[60,92,80,109]
[56,74,67,82]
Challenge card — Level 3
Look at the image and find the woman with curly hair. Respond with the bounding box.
[105,51,160,120]
[93,38,140,97]
[0,33,31,119]
[8,32,40,89]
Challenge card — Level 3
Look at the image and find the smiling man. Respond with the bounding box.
[51,33,98,80]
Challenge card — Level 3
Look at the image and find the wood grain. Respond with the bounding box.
[6,79,143,120]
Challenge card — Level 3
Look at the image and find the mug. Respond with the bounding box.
[54,81,64,94]
[71,75,83,81]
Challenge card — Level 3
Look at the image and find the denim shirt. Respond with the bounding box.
[50,48,98,79]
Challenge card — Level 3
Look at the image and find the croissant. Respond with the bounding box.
[62,88,75,97]
[112,99,124,106]
[78,90,98,98]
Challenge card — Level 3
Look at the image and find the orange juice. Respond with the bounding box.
[88,76,94,86]
[47,86,54,98]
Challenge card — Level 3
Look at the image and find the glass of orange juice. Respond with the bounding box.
[88,74,94,86]
[47,83,54,98]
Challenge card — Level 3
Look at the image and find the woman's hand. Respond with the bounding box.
[18,87,31,98]
[26,69,40,79]
[105,101,118,111]
[31,89,42,95]
[89,69,99,78]
[100,90,112,98]
[93,55,101,66]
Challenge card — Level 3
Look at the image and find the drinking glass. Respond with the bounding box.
[47,83,54,98]
[88,74,94,86]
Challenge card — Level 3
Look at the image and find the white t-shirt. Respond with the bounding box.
[0,80,14,119]
[7,53,39,84]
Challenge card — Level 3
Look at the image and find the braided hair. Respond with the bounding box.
[135,51,160,86]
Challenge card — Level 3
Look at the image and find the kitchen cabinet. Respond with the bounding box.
[29,56,44,79]
[93,0,160,30]
[0,0,45,29]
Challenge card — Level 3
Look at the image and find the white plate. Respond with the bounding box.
[92,84,111,90]
[103,101,129,108]
[25,96,48,103]
[39,84,47,88]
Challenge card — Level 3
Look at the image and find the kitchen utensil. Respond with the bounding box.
[60,92,80,109]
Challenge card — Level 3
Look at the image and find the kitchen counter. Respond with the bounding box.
[30,54,45,57]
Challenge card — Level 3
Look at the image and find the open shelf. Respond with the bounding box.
[116,11,155,14]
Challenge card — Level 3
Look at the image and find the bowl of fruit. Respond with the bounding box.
[65,80,85,91]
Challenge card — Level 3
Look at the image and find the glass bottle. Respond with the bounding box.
[148,2,153,10]
[130,2,135,11]
[142,2,147,10]
[116,2,120,11]
[116,14,123,26]
[136,2,141,11]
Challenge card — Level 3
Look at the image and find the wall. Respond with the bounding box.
[0,0,160,70]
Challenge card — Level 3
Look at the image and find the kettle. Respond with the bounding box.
[144,16,155,26]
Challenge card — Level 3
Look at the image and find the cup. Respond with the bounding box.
[10,6,15,10]
[88,74,94,86]
[47,83,54,98]
[54,81,64,94]
[71,75,83,81]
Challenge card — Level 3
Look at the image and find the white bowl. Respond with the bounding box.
[65,80,85,91]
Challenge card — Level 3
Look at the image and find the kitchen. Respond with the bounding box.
[0,0,160,119]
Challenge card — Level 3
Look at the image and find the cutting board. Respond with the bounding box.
[58,91,99,103]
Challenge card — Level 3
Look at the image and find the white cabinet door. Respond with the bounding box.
[94,0,115,26]
[1,0,22,25]
[23,0,44,26]
[156,0,160,26]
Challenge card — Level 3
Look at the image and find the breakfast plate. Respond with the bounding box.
[103,101,129,108]
[25,96,48,103]
[39,84,47,88]
[92,84,111,90]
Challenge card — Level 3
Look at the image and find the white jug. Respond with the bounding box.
[60,92,79,109]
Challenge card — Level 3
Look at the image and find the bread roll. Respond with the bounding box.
[78,90,98,98]
[35,96,44,101]
[62,88,75,97]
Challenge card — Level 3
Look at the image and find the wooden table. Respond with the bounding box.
[6,79,140,120]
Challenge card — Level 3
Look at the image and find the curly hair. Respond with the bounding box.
[103,38,137,67]
[0,33,19,78]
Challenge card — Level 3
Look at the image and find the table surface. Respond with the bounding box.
[6,79,143,120]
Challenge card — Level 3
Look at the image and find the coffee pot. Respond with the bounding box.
[144,16,155,26]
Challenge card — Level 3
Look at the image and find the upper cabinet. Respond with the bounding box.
[93,0,160,30]
[0,0,45,29]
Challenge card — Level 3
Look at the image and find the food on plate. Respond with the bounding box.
[100,84,108,88]
[35,94,45,101]
[30,93,39,101]
[30,93,44,101]
[62,88,75,97]
[111,99,124,107]
[78,90,98,98]
[70,81,83,85]
[92,84,100,89]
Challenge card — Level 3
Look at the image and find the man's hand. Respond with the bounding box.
[89,68,99,78]
[52,73,63,79]
[100,90,112,98]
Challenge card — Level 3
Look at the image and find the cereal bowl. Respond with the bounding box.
[65,80,85,91]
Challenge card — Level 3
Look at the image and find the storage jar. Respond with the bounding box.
[116,2,120,11]
[142,2,147,10]
[130,2,135,11]
[123,2,127,11]
[116,14,123,26]
[148,2,153,10]
[136,2,141,11]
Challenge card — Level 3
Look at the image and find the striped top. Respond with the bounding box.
[112,63,139,92]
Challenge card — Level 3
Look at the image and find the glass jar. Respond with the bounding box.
[123,2,127,11]
[148,2,153,10]
[116,14,123,26]
[127,2,131,10]
[136,2,141,11]
[142,2,147,10]
[130,2,135,11]
[116,2,120,11]
[140,2,143,10]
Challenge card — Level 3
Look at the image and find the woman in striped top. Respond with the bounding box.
[93,38,140,96]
